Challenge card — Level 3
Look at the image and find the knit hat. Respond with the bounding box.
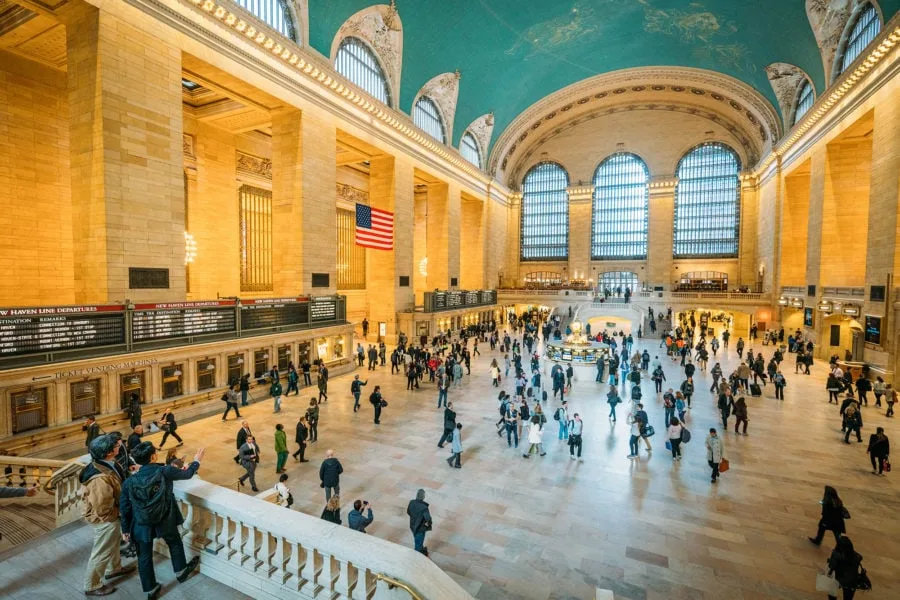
[89,434,118,461]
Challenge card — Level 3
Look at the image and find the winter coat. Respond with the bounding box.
[319,457,343,488]
[80,460,123,524]
[274,429,288,453]
[528,423,544,444]
[451,428,463,453]
[120,461,200,542]
[705,435,724,463]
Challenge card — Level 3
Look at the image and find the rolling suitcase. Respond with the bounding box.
[749,383,762,397]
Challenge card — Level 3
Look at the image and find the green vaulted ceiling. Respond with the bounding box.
[308,1,900,150]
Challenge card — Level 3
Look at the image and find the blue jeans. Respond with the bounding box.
[437,389,448,408]
[558,421,568,440]
[413,531,426,553]
[241,389,248,406]
[664,407,674,425]
[608,403,617,419]
[353,392,361,410]
[629,435,640,456]
[273,395,282,412]
[506,423,518,447]
[136,534,187,592]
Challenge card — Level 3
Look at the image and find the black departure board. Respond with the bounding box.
[132,302,236,341]
[241,298,310,330]
[310,297,338,322]
[429,290,497,312]
[0,306,126,356]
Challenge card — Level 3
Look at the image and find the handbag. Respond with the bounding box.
[665,440,672,451]
[855,566,872,590]
[643,425,655,437]
[381,400,388,407]
[680,428,692,443]
[885,459,892,473]
[718,457,730,473]
[816,571,839,594]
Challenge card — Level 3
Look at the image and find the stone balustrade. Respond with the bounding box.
[28,454,472,600]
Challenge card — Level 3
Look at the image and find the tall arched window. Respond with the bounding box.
[591,153,649,260]
[838,3,881,76]
[335,37,391,106]
[792,80,814,125]
[674,143,741,258]
[413,97,446,143]
[520,162,569,260]
[460,132,482,168]
[233,0,297,41]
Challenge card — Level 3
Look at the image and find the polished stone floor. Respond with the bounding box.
[143,330,899,600]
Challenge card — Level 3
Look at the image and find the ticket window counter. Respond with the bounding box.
[227,354,245,387]
[197,359,217,391]
[11,388,48,434]
[70,379,100,420]
[278,345,291,371]
[120,372,146,409]
[297,342,311,366]
[253,350,269,378]
[161,365,184,399]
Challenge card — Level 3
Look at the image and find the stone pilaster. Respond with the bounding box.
[739,175,760,288]
[67,4,185,303]
[647,177,676,288]
[425,182,449,290]
[460,194,485,290]
[566,186,592,282]
[272,107,337,295]
[367,156,415,342]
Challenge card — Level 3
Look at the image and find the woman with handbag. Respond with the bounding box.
[809,486,848,545]
[370,386,386,424]
[866,427,890,476]
[823,536,866,599]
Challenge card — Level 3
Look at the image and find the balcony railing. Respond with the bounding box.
[15,454,473,600]
[499,289,770,303]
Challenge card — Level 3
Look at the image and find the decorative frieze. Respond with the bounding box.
[336,183,368,204]
[236,151,272,180]
[182,133,195,158]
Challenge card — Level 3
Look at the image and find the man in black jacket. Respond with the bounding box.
[437,402,457,448]
[319,449,343,501]
[120,442,203,598]
[83,415,101,448]
[127,394,143,429]
[406,489,432,556]
[292,416,309,462]
[156,408,183,447]
[234,420,252,464]
[127,425,143,452]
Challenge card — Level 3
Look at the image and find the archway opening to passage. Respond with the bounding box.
[672,308,751,339]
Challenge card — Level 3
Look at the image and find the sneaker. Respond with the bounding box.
[570,455,576,460]
[626,454,637,459]
[147,584,162,600]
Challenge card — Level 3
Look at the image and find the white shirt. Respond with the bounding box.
[667,424,683,440]
[274,482,291,506]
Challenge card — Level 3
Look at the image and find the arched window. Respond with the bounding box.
[792,80,815,125]
[335,37,391,106]
[413,97,446,143]
[591,153,649,260]
[460,132,482,168]
[233,0,297,42]
[599,271,639,293]
[838,3,881,76]
[674,143,741,258]
[520,162,569,260]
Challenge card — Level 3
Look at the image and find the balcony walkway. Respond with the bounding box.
[0,520,249,600]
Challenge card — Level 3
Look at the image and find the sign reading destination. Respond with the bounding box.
[429,290,498,312]
[241,297,310,330]
[0,305,126,356]
[132,301,236,341]
[310,297,338,322]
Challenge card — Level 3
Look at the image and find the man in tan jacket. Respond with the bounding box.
[81,434,134,596]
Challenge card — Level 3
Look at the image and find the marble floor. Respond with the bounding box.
[139,330,899,600]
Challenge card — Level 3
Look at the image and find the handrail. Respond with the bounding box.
[0,455,69,468]
[376,573,423,600]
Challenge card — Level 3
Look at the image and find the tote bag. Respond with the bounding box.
[815,572,839,595]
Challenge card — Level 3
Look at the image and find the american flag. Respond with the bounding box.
[355,203,394,250]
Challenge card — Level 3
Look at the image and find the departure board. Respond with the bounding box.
[241,298,310,330]
[429,290,497,312]
[132,301,236,341]
[0,305,126,356]
[310,297,338,322]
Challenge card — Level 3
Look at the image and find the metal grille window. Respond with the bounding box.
[839,3,881,75]
[793,80,814,125]
[161,365,184,399]
[254,350,269,378]
[335,37,391,106]
[591,153,649,260]
[520,162,569,260]
[599,271,640,293]
[337,207,366,289]
[460,132,482,168]
[70,380,100,420]
[11,388,48,434]
[227,354,245,386]
[278,345,291,370]
[120,372,145,409]
[239,185,273,292]
[233,0,297,41]
[413,97,446,143]
[197,359,216,391]
[673,143,741,258]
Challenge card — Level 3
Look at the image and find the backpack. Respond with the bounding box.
[553,408,562,421]
[520,404,530,420]
[130,468,172,527]
[631,386,642,400]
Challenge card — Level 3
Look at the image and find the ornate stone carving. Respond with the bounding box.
[765,63,814,127]
[182,134,195,158]
[490,67,781,178]
[331,4,403,106]
[236,151,272,180]
[806,0,855,80]
[336,183,368,205]
[414,71,460,139]
[464,113,494,160]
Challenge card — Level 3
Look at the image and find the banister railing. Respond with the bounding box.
[0,454,88,526]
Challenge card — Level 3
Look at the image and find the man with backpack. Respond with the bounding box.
[82,434,134,597]
[120,442,204,599]
[555,400,569,441]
